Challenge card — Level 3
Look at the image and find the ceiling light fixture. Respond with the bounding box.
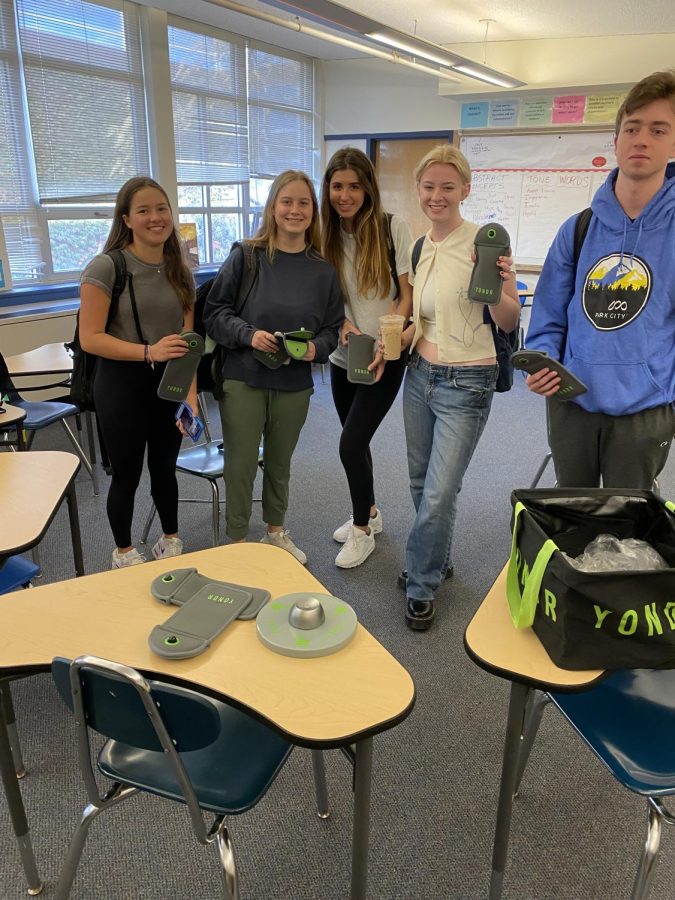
[201,0,462,81]
[263,0,525,88]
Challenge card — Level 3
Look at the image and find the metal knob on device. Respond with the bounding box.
[288,596,326,630]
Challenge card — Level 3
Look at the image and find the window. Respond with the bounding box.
[1,0,149,282]
[169,19,316,264]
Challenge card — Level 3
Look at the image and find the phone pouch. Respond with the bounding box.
[278,328,313,360]
[253,346,290,369]
[157,332,204,402]
[347,333,376,385]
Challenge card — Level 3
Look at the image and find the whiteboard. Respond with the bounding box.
[460,132,615,265]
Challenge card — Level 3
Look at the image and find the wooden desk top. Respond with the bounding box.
[5,342,73,377]
[464,565,604,692]
[0,544,415,746]
[0,451,80,555]
[0,403,27,427]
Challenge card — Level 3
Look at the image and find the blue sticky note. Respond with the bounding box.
[461,102,489,129]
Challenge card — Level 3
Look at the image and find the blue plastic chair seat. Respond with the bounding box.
[176,440,226,480]
[15,399,78,430]
[550,668,675,796]
[99,699,291,813]
[0,556,41,593]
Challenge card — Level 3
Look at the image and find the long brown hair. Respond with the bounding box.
[320,147,390,299]
[103,176,194,313]
[247,170,322,261]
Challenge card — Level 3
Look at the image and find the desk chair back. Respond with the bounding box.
[0,351,97,493]
[52,655,293,900]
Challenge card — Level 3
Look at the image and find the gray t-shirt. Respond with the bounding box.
[80,248,185,345]
[329,214,412,369]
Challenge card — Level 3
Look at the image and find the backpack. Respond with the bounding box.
[410,235,519,393]
[197,242,261,401]
[67,249,128,411]
[573,206,592,267]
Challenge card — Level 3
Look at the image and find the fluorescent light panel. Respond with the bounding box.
[264,0,525,88]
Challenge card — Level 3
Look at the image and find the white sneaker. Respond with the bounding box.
[333,508,383,543]
[112,547,146,569]
[152,536,184,560]
[335,526,375,569]
[260,529,307,565]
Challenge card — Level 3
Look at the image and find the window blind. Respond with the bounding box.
[247,46,315,178]
[16,0,149,202]
[168,24,248,185]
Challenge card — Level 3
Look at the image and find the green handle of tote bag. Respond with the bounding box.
[506,502,559,628]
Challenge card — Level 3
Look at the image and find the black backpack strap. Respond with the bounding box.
[572,207,592,269]
[105,249,128,328]
[235,242,260,314]
[411,236,425,275]
[384,213,400,300]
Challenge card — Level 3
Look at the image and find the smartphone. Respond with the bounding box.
[175,402,204,442]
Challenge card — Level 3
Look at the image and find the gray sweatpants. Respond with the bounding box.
[547,399,675,489]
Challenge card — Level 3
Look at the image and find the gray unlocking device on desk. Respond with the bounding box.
[468,223,511,305]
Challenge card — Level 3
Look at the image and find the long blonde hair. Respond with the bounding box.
[321,147,391,299]
[103,176,193,313]
[247,170,322,261]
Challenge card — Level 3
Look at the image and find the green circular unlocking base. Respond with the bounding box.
[487,228,496,239]
[164,635,180,646]
[162,574,175,583]
[256,592,357,658]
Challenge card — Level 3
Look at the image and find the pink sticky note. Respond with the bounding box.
[552,95,586,124]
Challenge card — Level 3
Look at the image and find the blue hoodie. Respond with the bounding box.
[526,162,675,415]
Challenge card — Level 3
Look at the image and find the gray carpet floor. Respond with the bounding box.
[2,368,674,900]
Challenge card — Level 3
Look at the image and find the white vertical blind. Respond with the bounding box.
[16,0,149,201]
[0,0,43,278]
[168,24,248,185]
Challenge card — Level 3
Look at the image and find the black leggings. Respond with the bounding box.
[330,356,406,526]
[94,359,182,548]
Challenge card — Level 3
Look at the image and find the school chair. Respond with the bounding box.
[51,655,322,900]
[512,669,675,900]
[0,554,41,780]
[0,351,98,495]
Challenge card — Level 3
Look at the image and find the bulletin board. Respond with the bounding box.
[459,131,616,267]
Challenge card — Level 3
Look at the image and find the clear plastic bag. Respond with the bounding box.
[564,533,669,573]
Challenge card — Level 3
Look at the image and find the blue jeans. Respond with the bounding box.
[403,353,497,602]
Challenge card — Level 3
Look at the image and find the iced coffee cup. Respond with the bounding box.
[378,314,406,361]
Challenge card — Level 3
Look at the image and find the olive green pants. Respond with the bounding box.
[219,379,313,540]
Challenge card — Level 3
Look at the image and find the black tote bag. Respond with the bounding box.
[506,489,675,670]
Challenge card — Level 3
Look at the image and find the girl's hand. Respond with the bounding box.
[340,319,361,346]
[176,397,198,437]
[401,323,415,350]
[149,334,189,362]
[302,341,316,362]
[367,347,385,383]
[251,330,279,352]
[498,254,517,284]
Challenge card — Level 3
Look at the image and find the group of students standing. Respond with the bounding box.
[78,141,517,632]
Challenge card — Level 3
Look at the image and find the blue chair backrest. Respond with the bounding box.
[52,657,221,753]
[0,352,20,404]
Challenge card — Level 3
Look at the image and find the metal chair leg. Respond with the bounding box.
[311,749,330,819]
[630,799,663,900]
[514,691,550,797]
[60,420,99,496]
[209,479,220,547]
[139,504,156,545]
[30,546,42,579]
[215,821,240,900]
[1,682,26,778]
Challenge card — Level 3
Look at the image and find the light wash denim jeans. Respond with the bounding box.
[403,352,497,602]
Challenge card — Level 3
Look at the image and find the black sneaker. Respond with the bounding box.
[397,566,454,590]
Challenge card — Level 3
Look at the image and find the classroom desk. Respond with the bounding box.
[5,343,99,494]
[0,450,84,895]
[0,543,415,899]
[464,565,605,900]
[0,403,27,450]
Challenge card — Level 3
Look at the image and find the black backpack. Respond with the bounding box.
[410,235,519,393]
[196,242,261,400]
[384,212,400,301]
[67,249,128,411]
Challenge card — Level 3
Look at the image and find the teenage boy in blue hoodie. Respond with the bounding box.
[526,69,675,488]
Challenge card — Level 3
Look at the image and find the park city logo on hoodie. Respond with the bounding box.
[582,254,652,331]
